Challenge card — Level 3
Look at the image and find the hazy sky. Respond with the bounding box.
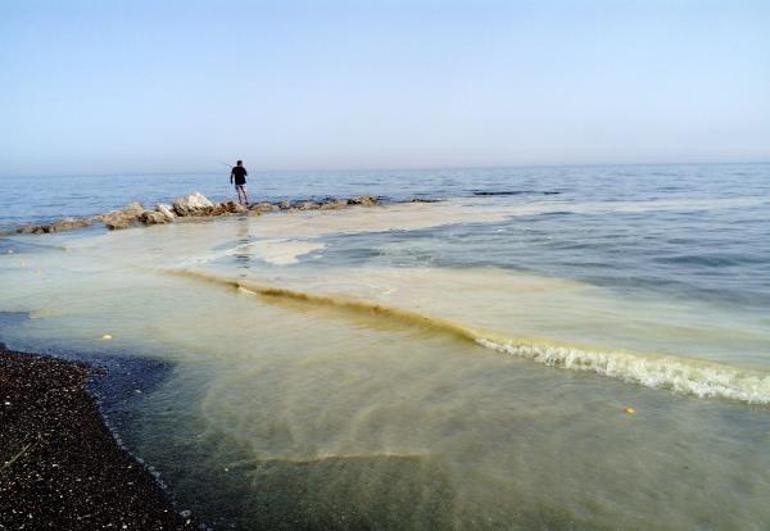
[1,0,769,176]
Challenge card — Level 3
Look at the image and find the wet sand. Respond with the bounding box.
[0,344,197,529]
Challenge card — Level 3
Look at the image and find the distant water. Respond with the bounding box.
[2,164,769,309]
[1,163,769,528]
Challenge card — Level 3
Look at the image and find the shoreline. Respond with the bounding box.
[0,343,200,529]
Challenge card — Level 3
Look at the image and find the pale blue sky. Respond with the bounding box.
[1,0,769,176]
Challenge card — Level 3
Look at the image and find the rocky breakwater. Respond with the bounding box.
[12,193,381,234]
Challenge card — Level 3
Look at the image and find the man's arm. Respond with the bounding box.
[230,169,234,184]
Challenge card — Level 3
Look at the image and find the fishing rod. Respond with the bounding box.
[217,161,236,200]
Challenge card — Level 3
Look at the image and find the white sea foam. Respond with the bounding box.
[477,338,770,404]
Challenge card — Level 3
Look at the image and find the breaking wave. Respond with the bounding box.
[169,270,770,405]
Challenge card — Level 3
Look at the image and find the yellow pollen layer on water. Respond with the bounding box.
[166,269,770,405]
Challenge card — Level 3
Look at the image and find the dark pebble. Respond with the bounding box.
[0,346,199,529]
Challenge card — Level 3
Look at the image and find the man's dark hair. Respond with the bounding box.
[236,160,243,166]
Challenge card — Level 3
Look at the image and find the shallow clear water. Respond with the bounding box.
[1,164,769,528]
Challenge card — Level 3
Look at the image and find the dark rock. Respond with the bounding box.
[409,198,440,203]
[249,202,278,213]
[348,195,378,206]
[320,198,348,210]
[226,201,248,214]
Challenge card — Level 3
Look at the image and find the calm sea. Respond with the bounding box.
[1,163,769,528]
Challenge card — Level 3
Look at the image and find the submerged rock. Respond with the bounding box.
[53,218,92,231]
[103,218,131,231]
[409,198,440,203]
[16,217,92,234]
[297,201,321,210]
[249,202,279,213]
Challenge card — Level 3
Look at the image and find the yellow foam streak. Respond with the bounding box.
[169,269,483,344]
[167,269,770,404]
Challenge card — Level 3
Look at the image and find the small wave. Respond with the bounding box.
[169,270,770,405]
[654,253,751,268]
[477,339,770,404]
[471,190,561,196]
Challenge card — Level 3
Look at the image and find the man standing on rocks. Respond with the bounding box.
[230,160,249,205]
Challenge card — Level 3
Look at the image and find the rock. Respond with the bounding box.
[138,210,169,225]
[211,201,248,216]
[210,203,228,216]
[16,217,91,234]
[172,192,214,217]
[104,217,132,231]
[249,202,278,213]
[155,203,176,221]
[225,201,247,214]
[409,198,440,203]
[16,224,48,234]
[101,213,133,230]
[52,218,91,231]
[349,195,378,206]
[11,193,389,236]
[320,198,348,210]
[123,202,145,216]
[99,202,146,230]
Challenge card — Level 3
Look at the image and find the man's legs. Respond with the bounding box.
[236,185,247,205]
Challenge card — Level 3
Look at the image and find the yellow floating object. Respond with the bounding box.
[101,334,113,341]
[624,406,635,415]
